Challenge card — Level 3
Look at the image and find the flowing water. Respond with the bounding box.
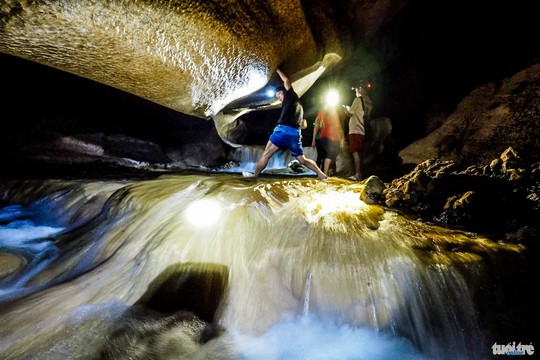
[0,174,523,359]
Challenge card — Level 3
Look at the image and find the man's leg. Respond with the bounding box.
[315,139,325,168]
[296,155,328,180]
[351,151,361,180]
[323,158,332,176]
[243,141,279,178]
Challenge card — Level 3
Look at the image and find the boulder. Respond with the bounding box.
[399,63,540,166]
[360,175,386,204]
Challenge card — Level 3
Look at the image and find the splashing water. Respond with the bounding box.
[230,314,429,360]
[0,202,62,295]
[0,174,522,359]
[218,146,319,175]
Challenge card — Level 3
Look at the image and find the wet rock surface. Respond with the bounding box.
[0,0,404,126]
[378,147,540,240]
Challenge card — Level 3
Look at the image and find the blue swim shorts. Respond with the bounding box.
[269,125,304,157]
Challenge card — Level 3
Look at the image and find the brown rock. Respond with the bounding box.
[399,64,540,166]
[360,175,386,204]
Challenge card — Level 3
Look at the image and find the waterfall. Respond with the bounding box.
[0,174,523,359]
[220,145,318,175]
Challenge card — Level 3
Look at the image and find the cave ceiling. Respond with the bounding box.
[0,0,408,143]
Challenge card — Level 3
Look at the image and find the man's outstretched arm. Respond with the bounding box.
[276,68,292,90]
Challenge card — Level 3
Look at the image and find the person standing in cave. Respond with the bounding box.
[242,68,327,180]
[343,80,373,181]
[312,105,343,176]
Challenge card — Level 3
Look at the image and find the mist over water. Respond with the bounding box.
[0,174,521,359]
[231,315,429,360]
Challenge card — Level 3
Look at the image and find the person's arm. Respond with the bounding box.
[276,68,292,90]
[312,113,322,146]
[345,98,363,117]
[301,118,307,129]
[342,104,352,116]
[312,119,320,146]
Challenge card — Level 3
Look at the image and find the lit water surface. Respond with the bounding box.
[0,174,522,359]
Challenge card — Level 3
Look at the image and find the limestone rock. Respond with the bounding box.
[383,148,540,237]
[360,175,387,204]
[0,0,408,144]
[399,63,540,166]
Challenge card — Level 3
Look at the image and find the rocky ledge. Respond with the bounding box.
[362,147,539,242]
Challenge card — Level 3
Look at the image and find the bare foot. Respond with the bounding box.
[242,171,256,178]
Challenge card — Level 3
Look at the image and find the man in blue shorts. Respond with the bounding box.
[242,68,328,180]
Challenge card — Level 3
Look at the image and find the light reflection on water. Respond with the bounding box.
[0,174,521,359]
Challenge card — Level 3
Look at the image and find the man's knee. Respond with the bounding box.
[295,155,307,164]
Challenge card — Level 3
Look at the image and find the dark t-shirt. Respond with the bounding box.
[277,88,303,128]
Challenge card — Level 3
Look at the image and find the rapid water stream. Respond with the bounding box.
[0,174,523,359]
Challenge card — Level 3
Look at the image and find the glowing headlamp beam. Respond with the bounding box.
[325,89,340,107]
[185,199,222,228]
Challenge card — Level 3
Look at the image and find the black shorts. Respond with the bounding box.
[321,138,340,160]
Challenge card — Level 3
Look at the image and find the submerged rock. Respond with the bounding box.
[135,262,229,323]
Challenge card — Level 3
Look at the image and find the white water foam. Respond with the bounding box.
[231,315,432,360]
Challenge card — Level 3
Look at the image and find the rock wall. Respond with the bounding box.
[0,0,405,123]
[399,63,540,166]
